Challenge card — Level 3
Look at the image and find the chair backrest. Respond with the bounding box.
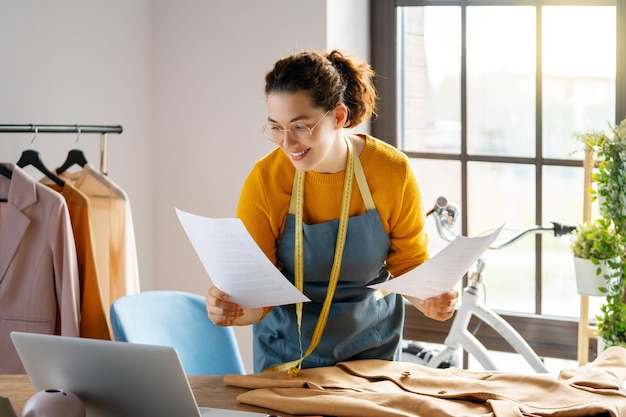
[110,290,245,375]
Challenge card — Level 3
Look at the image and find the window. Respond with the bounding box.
[372,0,626,366]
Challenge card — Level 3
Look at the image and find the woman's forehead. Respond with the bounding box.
[266,91,319,120]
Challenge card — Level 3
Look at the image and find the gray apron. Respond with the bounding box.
[253,143,404,373]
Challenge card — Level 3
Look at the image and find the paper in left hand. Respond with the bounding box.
[369,225,503,300]
[176,208,310,309]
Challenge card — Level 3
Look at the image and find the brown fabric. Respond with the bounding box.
[225,346,626,417]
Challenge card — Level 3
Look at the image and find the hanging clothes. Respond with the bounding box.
[42,179,110,340]
[0,163,80,374]
[57,163,140,330]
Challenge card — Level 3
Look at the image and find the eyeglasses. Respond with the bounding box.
[261,110,331,143]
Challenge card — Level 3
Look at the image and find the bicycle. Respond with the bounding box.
[409,196,576,373]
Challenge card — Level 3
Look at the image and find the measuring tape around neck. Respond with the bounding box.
[265,136,355,376]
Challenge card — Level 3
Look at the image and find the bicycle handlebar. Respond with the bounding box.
[427,196,577,250]
[486,222,575,250]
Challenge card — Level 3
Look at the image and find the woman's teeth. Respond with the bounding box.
[292,148,310,157]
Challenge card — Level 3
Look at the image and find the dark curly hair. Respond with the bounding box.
[264,50,377,128]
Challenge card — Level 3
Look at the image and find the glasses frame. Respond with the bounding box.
[262,110,331,143]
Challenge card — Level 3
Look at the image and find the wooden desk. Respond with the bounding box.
[0,375,292,417]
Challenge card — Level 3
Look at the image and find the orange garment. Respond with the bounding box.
[225,347,626,417]
[237,134,429,278]
[44,181,110,340]
[58,163,140,331]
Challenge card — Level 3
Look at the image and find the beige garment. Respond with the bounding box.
[0,163,80,373]
[225,347,626,417]
[58,164,139,331]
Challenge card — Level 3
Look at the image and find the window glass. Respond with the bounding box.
[467,6,536,157]
[386,1,618,364]
[467,161,536,313]
[541,165,604,317]
[398,7,461,153]
[410,159,462,254]
[542,6,616,160]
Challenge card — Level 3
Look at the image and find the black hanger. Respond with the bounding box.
[17,150,65,188]
[0,165,10,203]
[56,149,88,174]
[0,165,12,179]
[56,126,88,175]
[17,127,65,188]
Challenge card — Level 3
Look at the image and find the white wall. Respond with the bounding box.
[0,0,155,287]
[0,0,368,373]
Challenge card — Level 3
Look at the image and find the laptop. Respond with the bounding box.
[10,332,270,417]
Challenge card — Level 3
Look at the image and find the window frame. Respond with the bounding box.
[371,0,626,362]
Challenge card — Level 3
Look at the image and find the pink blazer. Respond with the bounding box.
[0,163,79,373]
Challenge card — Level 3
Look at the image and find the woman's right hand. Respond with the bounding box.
[206,285,244,326]
[206,285,265,326]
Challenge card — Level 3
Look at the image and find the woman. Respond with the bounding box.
[206,50,458,374]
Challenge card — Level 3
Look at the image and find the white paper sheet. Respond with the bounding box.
[369,225,504,300]
[176,208,310,309]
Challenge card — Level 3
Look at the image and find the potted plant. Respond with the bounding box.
[577,116,626,349]
[570,218,620,296]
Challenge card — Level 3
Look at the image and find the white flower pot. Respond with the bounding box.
[573,256,615,296]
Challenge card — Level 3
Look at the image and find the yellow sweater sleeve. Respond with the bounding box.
[236,135,429,276]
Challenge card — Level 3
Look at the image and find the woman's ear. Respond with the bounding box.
[333,104,349,129]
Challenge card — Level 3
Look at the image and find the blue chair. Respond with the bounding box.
[110,290,245,375]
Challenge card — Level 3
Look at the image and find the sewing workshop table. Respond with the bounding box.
[0,374,294,417]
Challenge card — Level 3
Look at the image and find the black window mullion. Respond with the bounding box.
[460,4,469,239]
[535,3,543,315]
[370,0,398,146]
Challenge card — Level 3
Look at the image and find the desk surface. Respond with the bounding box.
[0,374,293,417]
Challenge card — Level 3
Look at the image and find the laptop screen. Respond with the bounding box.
[10,332,268,417]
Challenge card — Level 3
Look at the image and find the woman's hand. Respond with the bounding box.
[405,289,459,321]
[205,285,265,326]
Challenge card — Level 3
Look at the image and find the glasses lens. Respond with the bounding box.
[262,124,281,142]
[290,124,312,141]
[262,123,313,142]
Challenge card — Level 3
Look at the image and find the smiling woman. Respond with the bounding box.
[205,49,460,375]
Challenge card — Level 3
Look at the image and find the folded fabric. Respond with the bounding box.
[224,346,626,417]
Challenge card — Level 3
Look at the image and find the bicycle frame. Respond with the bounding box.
[423,197,575,373]
[425,258,549,373]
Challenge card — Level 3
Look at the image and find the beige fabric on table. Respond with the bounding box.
[225,346,626,417]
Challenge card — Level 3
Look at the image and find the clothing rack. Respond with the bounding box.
[0,124,123,175]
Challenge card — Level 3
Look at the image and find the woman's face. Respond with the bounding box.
[265,91,346,173]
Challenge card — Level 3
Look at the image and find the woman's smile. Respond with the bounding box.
[289,147,311,159]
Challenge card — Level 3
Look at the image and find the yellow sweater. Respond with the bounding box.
[237,134,429,278]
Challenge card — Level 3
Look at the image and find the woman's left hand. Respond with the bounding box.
[406,289,459,321]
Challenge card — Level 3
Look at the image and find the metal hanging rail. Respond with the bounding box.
[0,124,123,175]
[0,124,122,134]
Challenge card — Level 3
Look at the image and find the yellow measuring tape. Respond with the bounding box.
[265,136,355,376]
